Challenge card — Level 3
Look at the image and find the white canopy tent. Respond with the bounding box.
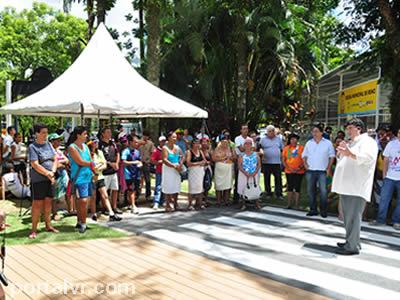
[0,23,208,119]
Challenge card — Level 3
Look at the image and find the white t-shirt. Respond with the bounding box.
[3,135,13,158]
[12,142,27,159]
[383,139,400,181]
[3,172,30,198]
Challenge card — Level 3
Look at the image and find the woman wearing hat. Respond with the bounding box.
[282,133,305,209]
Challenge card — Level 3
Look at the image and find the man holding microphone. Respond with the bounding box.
[332,118,378,255]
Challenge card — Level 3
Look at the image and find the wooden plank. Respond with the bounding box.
[7,235,329,300]
[98,236,328,300]
[83,238,265,300]
[6,247,52,300]
[67,239,215,300]
[13,243,87,300]
[32,242,117,300]
[36,241,164,300]
[3,257,33,300]
[101,236,274,300]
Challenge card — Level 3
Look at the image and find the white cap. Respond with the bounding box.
[159,136,166,142]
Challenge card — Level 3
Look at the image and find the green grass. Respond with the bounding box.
[0,199,128,246]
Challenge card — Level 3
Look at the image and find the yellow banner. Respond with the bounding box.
[338,80,378,116]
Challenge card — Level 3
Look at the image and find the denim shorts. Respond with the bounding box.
[75,182,93,199]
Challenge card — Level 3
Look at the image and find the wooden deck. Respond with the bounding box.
[4,236,329,300]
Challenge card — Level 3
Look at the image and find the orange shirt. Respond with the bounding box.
[282,144,305,174]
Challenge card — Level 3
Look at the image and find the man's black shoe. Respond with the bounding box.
[109,214,122,222]
[337,242,346,248]
[335,248,359,255]
[306,212,318,216]
[321,213,328,218]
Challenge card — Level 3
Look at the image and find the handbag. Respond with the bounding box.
[203,166,212,191]
[180,164,188,181]
[242,176,261,201]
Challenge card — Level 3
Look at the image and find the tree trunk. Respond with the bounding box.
[138,0,145,66]
[87,0,95,39]
[377,0,400,128]
[145,0,162,138]
[96,0,106,26]
[390,75,400,130]
[236,15,248,125]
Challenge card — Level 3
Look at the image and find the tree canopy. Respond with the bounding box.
[0,2,87,133]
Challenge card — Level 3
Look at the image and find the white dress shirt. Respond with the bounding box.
[302,138,335,171]
[332,133,378,202]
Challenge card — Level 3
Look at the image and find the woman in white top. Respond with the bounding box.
[162,132,184,212]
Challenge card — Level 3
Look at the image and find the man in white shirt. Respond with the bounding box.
[371,127,400,230]
[3,126,16,160]
[234,124,249,156]
[332,118,378,255]
[302,124,335,218]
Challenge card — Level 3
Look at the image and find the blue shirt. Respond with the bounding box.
[260,136,283,164]
[121,147,141,180]
[242,152,258,174]
[68,143,93,185]
[302,138,335,171]
[176,139,187,153]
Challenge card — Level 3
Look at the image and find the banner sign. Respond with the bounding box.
[338,80,378,116]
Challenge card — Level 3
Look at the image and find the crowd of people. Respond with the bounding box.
[0,118,399,241]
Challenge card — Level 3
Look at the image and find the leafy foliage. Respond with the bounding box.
[339,0,400,128]
[146,0,353,132]
[0,2,87,132]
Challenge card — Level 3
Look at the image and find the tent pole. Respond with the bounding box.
[80,104,84,126]
[97,109,100,130]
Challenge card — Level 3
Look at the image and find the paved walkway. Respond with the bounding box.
[5,235,328,299]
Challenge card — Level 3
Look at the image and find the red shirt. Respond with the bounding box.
[151,147,163,174]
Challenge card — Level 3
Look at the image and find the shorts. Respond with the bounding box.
[104,173,119,190]
[95,179,106,190]
[286,173,304,192]
[75,182,93,199]
[31,181,55,200]
[125,178,141,194]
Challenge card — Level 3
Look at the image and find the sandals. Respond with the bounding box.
[46,227,59,233]
[28,232,37,239]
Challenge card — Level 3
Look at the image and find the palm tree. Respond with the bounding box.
[62,0,115,39]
